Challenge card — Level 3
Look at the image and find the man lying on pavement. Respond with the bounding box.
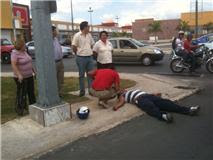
[113,89,200,123]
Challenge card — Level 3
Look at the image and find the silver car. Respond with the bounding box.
[109,37,164,66]
[26,41,73,59]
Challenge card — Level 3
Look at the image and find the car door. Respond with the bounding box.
[118,40,140,62]
[109,39,120,62]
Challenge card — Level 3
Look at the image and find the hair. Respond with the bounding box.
[99,31,108,38]
[14,38,25,50]
[52,25,56,31]
[108,63,115,70]
[186,32,193,39]
[80,21,89,30]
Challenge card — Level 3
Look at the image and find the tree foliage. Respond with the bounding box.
[148,21,162,44]
[111,32,132,37]
[176,20,190,32]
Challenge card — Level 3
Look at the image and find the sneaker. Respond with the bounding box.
[162,113,173,123]
[98,101,109,109]
[189,105,200,116]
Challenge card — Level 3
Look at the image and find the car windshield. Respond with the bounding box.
[130,39,146,47]
[1,39,12,45]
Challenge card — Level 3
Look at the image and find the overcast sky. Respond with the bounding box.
[13,0,213,26]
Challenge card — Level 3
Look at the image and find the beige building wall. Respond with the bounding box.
[181,11,213,26]
[0,1,13,29]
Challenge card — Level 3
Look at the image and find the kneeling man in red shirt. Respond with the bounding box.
[88,66,120,108]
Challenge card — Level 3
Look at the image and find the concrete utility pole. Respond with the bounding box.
[30,0,71,127]
[70,0,74,39]
[88,7,93,32]
[195,0,198,38]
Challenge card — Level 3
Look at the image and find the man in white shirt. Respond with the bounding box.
[72,21,95,97]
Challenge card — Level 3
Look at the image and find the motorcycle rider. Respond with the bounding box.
[174,30,185,57]
[183,32,199,72]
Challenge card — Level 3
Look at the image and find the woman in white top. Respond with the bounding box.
[93,31,113,69]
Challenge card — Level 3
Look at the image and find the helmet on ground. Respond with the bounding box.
[76,106,90,119]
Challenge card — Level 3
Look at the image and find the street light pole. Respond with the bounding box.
[88,7,93,33]
[70,0,74,39]
[195,0,198,38]
[115,16,120,26]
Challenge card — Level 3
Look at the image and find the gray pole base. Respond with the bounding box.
[29,103,72,127]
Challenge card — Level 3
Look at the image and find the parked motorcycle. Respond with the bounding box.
[170,45,213,73]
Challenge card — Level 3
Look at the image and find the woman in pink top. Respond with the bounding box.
[11,38,36,115]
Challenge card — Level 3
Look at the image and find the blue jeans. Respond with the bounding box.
[76,56,94,94]
[136,94,190,120]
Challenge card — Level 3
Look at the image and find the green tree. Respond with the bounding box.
[148,21,162,44]
[176,20,190,32]
[203,22,213,33]
[111,32,132,37]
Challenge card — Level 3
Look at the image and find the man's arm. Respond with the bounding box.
[88,69,97,79]
[72,45,77,54]
[72,34,78,54]
[113,95,125,111]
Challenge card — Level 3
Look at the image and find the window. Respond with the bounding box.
[28,42,34,46]
[119,40,137,49]
[1,39,12,46]
[109,40,117,49]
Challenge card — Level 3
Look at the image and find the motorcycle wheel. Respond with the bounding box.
[206,58,213,73]
[170,58,185,73]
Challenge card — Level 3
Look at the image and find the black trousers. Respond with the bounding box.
[135,94,190,120]
[184,54,196,71]
[97,62,114,69]
[14,76,36,109]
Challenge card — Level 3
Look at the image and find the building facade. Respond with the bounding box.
[0,1,30,42]
[181,11,213,34]
[132,18,180,40]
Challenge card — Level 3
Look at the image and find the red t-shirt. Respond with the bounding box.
[92,69,120,90]
[184,39,192,53]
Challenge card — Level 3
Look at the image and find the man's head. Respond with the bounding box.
[52,26,57,37]
[117,89,127,98]
[186,32,193,41]
[178,30,184,39]
[80,21,89,34]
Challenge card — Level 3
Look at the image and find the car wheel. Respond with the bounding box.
[1,53,11,64]
[142,55,152,66]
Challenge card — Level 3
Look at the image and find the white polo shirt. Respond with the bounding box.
[93,40,113,64]
[72,31,94,56]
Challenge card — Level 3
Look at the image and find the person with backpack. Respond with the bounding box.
[172,30,185,57]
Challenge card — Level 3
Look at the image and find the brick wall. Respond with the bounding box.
[132,18,180,40]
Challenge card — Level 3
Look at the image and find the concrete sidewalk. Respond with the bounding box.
[1,72,201,160]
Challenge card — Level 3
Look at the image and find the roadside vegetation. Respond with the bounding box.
[1,77,136,124]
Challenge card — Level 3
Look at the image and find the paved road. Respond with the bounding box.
[1,53,212,76]
[1,54,170,74]
[35,75,213,160]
